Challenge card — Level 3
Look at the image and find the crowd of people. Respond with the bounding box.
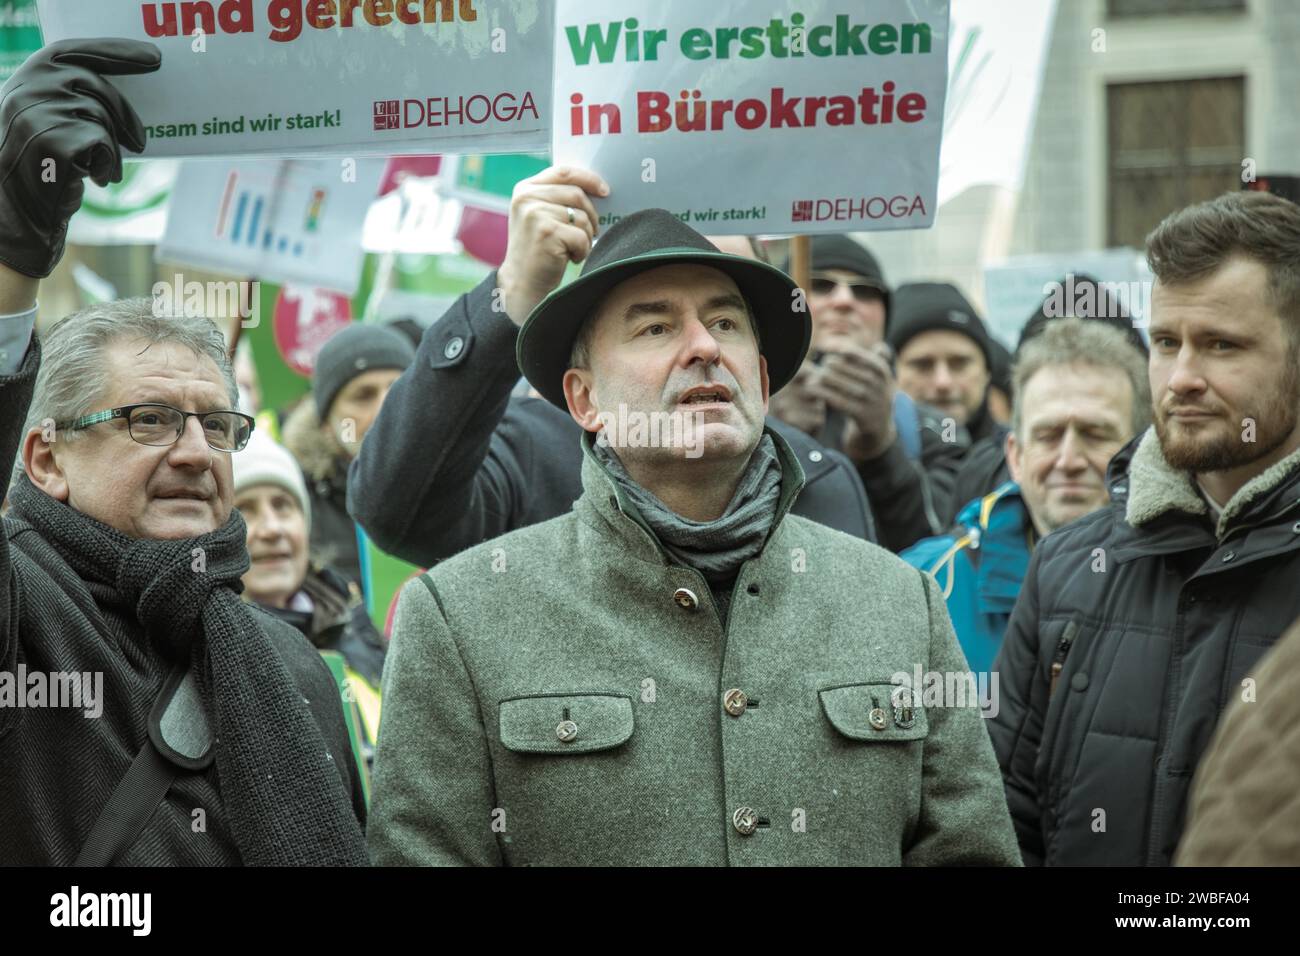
[2,38,1299,867]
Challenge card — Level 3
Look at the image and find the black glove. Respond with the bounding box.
[0,39,161,278]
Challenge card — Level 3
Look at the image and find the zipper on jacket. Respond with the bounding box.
[1048,621,1078,698]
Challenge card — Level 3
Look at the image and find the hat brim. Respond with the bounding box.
[517,248,810,411]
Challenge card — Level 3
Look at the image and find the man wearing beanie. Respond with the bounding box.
[367,199,1020,867]
[768,234,962,554]
[283,323,414,587]
[950,274,1150,512]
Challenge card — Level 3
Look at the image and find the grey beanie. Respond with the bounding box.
[313,323,415,419]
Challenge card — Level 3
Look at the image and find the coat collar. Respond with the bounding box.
[574,426,807,565]
[1125,425,1300,541]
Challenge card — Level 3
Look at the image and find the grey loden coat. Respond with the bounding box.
[368,428,1020,866]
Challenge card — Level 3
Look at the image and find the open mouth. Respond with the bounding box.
[678,385,733,406]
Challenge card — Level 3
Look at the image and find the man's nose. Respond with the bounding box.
[680,316,722,368]
[1055,428,1089,473]
[167,415,214,468]
[1166,345,1207,396]
[931,361,954,391]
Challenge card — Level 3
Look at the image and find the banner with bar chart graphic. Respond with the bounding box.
[156,158,385,294]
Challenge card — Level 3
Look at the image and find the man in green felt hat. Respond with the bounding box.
[368,196,1020,867]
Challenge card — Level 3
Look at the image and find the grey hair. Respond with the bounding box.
[1011,317,1152,440]
[17,297,238,475]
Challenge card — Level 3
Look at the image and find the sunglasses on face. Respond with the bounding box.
[809,275,885,304]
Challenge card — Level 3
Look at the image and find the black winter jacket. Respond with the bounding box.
[989,428,1300,865]
[349,274,877,566]
[0,344,364,865]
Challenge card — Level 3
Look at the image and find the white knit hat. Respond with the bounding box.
[232,432,312,528]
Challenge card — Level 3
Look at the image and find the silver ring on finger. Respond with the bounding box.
[566,206,575,225]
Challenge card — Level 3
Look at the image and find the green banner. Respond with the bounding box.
[0,1,40,85]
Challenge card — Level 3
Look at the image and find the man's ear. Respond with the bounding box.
[1004,428,1023,485]
[563,367,603,433]
[759,353,771,415]
[23,427,70,501]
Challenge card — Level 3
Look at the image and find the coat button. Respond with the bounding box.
[809,450,823,463]
[673,587,698,610]
[1070,672,1090,692]
[732,807,759,836]
[443,336,465,360]
[868,707,888,731]
[723,688,748,716]
[1221,551,1236,563]
[555,720,578,743]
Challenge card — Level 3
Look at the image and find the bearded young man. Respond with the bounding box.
[990,190,1300,866]
[367,209,1021,867]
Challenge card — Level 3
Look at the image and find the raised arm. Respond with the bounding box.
[347,166,607,564]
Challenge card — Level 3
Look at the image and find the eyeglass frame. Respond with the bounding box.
[55,403,256,453]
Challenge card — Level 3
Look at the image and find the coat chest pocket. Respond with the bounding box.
[498,692,634,755]
[818,682,929,742]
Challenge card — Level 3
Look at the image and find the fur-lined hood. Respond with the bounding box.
[281,399,346,484]
[1125,425,1300,540]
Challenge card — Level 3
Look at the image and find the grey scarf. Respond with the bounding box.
[595,434,783,584]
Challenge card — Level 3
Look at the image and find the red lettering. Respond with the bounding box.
[769,88,801,128]
[339,0,362,27]
[364,0,393,26]
[897,93,926,122]
[306,0,336,29]
[142,5,178,37]
[735,98,766,130]
[638,91,671,132]
[403,98,425,127]
[395,0,421,24]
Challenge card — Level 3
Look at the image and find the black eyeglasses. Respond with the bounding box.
[810,274,886,304]
[57,403,255,453]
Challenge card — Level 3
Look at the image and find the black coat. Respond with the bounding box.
[989,430,1300,865]
[349,275,877,567]
[0,344,365,865]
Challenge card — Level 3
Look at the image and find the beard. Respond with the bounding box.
[1156,355,1300,472]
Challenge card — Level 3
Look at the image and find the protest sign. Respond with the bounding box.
[157,157,384,294]
[36,0,552,158]
[551,0,949,236]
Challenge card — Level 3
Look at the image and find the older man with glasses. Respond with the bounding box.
[0,38,368,866]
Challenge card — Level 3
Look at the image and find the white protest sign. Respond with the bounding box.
[551,0,949,236]
[36,0,551,158]
[156,157,384,294]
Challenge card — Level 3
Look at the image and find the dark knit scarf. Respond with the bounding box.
[7,476,369,867]
[594,434,783,584]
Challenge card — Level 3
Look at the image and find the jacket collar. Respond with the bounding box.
[1125,425,1300,541]
[574,426,807,565]
[964,482,1031,612]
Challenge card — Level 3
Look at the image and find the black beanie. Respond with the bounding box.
[809,234,892,327]
[1017,273,1149,357]
[313,323,415,419]
[887,282,992,368]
